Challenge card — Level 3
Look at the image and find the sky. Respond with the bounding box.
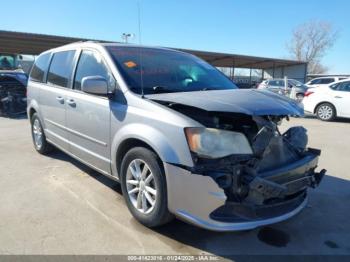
[1,0,349,73]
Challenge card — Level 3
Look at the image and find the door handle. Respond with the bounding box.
[335,96,343,98]
[66,98,76,107]
[56,96,64,104]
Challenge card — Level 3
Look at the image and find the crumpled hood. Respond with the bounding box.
[146,89,304,116]
[0,70,28,86]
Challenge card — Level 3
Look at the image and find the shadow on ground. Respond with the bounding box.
[0,113,27,120]
[47,148,350,258]
[303,114,350,123]
[49,150,122,194]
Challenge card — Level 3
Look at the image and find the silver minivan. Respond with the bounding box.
[27,42,325,231]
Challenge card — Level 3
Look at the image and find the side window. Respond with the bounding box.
[309,79,319,85]
[30,53,51,82]
[74,50,115,91]
[276,80,284,87]
[338,81,350,92]
[329,83,339,90]
[47,50,76,88]
[320,78,334,84]
[268,80,277,86]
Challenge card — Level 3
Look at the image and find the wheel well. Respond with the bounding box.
[314,101,336,114]
[115,138,160,176]
[29,108,36,120]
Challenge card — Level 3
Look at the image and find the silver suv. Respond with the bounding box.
[27,42,325,231]
[258,79,308,100]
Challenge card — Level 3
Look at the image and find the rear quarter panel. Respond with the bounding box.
[303,88,335,113]
[27,81,43,123]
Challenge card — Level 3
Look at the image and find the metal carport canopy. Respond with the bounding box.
[0,30,306,69]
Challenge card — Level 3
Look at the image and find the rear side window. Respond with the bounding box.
[329,83,339,90]
[309,79,321,85]
[30,53,51,82]
[338,81,350,92]
[310,78,334,85]
[73,50,115,91]
[276,80,285,87]
[269,80,284,87]
[47,50,76,88]
[320,78,334,84]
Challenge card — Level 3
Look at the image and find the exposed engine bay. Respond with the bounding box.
[0,73,27,116]
[155,101,326,221]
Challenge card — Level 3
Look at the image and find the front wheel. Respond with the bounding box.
[316,103,336,121]
[120,147,173,228]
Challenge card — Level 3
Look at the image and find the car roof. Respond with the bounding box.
[311,76,337,80]
[332,78,350,84]
[39,41,185,56]
[267,78,298,81]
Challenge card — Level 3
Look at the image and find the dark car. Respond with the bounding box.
[0,54,28,116]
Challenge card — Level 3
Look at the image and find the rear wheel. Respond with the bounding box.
[316,103,336,121]
[31,113,53,154]
[120,147,173,227]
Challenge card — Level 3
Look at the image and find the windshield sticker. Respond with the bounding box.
[124,61,137,68]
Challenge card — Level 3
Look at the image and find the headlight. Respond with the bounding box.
[185,127,253,159]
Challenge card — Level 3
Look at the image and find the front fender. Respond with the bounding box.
[110,123,194,178]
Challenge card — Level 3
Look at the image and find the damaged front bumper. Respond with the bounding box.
[164,152,325,232]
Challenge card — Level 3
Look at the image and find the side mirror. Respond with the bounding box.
[81,76,109,96]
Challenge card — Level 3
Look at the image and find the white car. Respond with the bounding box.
[305,76,348,88]
[303,79,350,121]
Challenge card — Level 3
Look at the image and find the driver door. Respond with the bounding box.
[65,49,116,175]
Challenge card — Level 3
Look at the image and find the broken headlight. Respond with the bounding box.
[185,127,253,159]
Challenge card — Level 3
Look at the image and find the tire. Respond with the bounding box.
[120,147,173,227]
[31,113,53,154]
[316,103,336,121]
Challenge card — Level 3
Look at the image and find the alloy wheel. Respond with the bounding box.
[33,119,43,149]
[126,159,157,214]
[318,105,333,120]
